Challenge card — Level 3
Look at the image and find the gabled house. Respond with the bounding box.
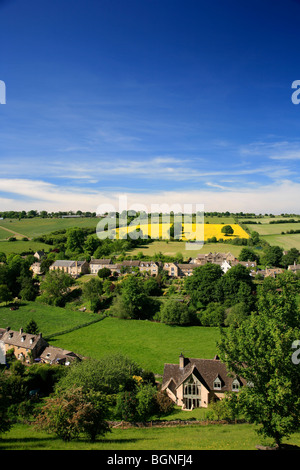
[30,262,44,275]
[89,258,112,274]
[34,250,46,260]
[177,263,198,277]
[288,263,300,273]
[162,354,246,409]
[139,261,161,276]
[163,262,179,277]
[40,346,81,365]
[0,327,48,364]
[49,260,89,277]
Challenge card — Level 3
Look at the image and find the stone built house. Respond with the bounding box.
[43,251,291,281]
[0,327,81,365]
[49,260,89,278]
[162,354,247,409]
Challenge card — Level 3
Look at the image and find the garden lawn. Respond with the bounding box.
[1,423,300,450]
[48,316,220,374]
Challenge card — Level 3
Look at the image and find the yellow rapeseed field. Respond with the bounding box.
[115,223,249,241]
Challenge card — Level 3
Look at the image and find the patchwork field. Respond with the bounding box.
[245,221,300,250]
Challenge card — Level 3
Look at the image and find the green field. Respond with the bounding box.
[0,217,99,239]
[0,302,219,374]
[1,422,299,450]
[245,221,300,250]
[0,301,99,337]
[0,240,50,255]
[126,240,244,259]
[245,222,300,236]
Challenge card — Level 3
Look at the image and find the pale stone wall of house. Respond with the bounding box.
[0,341,5,364]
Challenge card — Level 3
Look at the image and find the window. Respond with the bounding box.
[232,379,240,391]
[213,377,222,390]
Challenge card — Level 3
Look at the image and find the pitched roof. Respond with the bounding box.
[51,260,87,268]
[89,259,112,265]
[40,346,80,364]
[0,327,47,350]
[162,356,246,393]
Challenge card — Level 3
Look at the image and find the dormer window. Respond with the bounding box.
[21,335,26,342]
[232,378,240,391]
[30,338,34,344]
[213,376,222,390]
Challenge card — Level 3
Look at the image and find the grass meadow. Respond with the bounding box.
[125,240,244,259]
[0,217,99,239]
[1,422,300,450]
[245,221,300,251]
[0,302,219,374]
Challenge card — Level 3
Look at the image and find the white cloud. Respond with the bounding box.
[0,178,299,214]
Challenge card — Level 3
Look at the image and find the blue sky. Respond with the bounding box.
[1,0,300,213]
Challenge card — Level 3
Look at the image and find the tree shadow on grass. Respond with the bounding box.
[0,435,140,450]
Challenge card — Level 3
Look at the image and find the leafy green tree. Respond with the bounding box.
[19,276,39,301]
[97,267,112,279]
[82,277,103,312]
[224,302,249,327]
[281,247,300,268]
[25,319,39,335]
[0,284,13,305]
[114,275,157,320]
[159,298,194,325]
[0,373,12,435]
[35,387,110,442]
[56,355,143,395]
[217,264,255,309]
[39,270,74,306]
[199,302,225,326]
[185,263,223,309]
[135,383,158,421]
[217,272,300,448]
[143,277,162,296]
[221,225,234,236]
[65,227,85,254]
[261,245,283,267]
[238,247,259,262]
[84,234,100,256]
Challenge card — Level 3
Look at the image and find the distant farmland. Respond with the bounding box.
[115,223,249,241]
[245,220,300,251]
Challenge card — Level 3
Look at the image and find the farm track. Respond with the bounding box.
[0,225,31,239]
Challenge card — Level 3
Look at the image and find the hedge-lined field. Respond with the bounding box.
[0,303,219,374]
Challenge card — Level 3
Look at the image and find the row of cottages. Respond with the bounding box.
[192,252,257,274]
[162,354,247,410]
[0,327,81,366]
[89,258,161,276]
[48,255,257,279]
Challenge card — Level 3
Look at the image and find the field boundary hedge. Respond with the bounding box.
[44,315,106,341]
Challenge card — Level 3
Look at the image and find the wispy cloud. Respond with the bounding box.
[0,177,300,214]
